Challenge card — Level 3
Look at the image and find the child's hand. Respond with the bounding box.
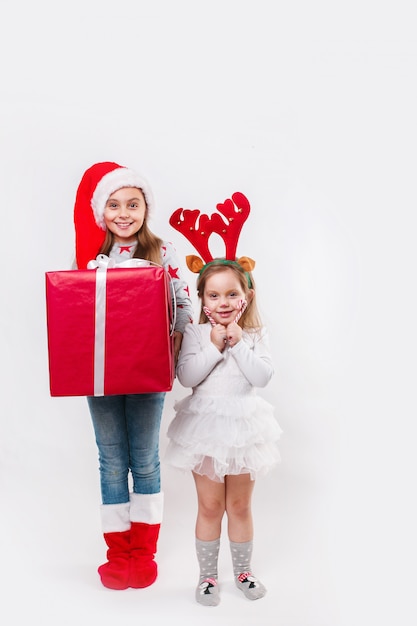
[210,324,228,352]
[226,322,242,348]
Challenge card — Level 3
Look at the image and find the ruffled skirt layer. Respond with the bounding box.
[165,392,282,482]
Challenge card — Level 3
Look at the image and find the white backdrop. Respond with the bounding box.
[1,1,416,625]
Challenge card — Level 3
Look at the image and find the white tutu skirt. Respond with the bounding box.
[165,390,282,482]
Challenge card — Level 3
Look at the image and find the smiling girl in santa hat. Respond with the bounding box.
[73,161,193,590]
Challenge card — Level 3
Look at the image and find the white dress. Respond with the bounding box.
[165,322,282,482]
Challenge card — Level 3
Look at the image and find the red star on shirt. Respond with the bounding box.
[167,265,179,279]
[119,245,133,254]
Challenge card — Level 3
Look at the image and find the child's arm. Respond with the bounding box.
[229,328,274,387]
[162,241,194,334]
[176,324,223,388]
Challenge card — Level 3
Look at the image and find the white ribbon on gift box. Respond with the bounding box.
[86,254,175,396]
[87,255,150,396]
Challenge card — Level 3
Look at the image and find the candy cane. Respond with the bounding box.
[203,299,247,327]
[234,299,247,323]
[203,306,217,327]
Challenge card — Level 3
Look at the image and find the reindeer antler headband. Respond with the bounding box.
[169,192,255,284]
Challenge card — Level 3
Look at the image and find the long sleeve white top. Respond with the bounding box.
[176,322,274,389]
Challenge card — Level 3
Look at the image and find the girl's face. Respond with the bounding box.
[103,187,146,243]
[202,268,247,325]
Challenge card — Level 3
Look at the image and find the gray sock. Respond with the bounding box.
[195,538,221,606]
[230,540,267,600]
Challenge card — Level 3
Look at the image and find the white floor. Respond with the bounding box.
[1,482,339,626]
[1,392,341,626]
[4,372,417,626]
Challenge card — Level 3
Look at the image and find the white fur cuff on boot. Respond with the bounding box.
[129,492,164,524]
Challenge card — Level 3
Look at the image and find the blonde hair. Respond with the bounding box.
[196,260,262,330]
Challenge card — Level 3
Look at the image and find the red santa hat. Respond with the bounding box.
[74,161,155,269]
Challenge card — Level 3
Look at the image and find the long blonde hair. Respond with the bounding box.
[196,260,262,330]
[99,217,163,265]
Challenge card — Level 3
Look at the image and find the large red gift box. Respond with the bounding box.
[45,264,174,396]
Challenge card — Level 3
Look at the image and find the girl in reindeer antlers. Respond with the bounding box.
[73,162,194,590]
[165,193,282,606]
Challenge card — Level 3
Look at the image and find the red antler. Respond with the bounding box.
[169,192,250,263]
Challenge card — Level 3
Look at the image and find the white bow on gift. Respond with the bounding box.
[86,254,176,396]
[87,254,151,270]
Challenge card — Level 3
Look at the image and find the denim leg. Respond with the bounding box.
[125,393,165,495]
[87,395,130,505]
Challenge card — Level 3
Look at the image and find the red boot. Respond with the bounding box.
[98,502,131,590]
[129,492,163,588]
[98,530,131,590]
[129,522,160,588]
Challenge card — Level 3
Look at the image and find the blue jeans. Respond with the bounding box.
[87,393,165,505]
